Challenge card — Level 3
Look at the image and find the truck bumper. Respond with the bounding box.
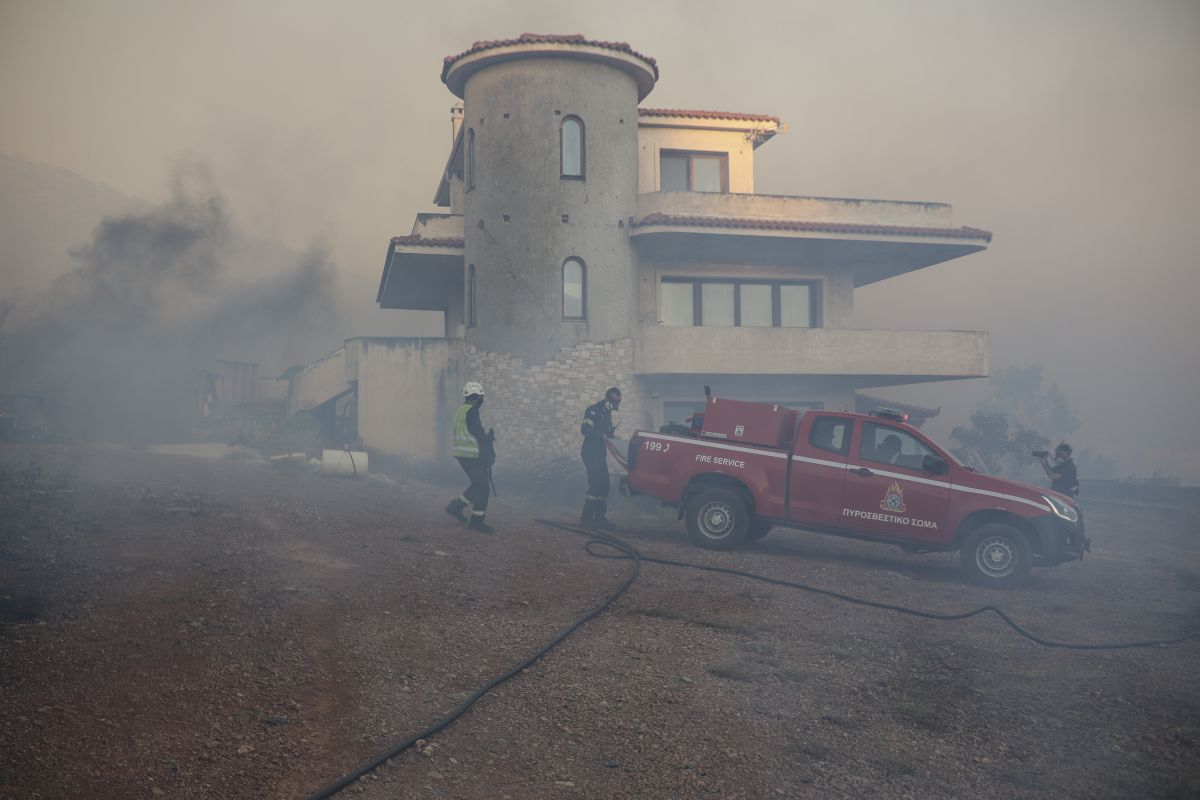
[1032,513,1090,566]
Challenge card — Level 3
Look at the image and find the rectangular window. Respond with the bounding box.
[701,283,735,327]
[660,278,819,328]
[780,284,812,328]
[663,400,705,426]
[810,416,851,456]
[860,422,935,470]
[659,150,728,193]
[661,154,689,192]
[659,281,694,326]
[739,284,773,327]
[691,156,723,192]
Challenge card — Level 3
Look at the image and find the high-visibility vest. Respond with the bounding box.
[452,403,479,458]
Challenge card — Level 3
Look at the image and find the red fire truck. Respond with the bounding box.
[625,395,1088,588]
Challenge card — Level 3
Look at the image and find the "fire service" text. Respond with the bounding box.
[695,454,746,469]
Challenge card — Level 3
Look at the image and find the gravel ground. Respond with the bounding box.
[1,443,1198,800]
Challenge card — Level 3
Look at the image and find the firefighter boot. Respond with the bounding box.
[580,499,597,527]
[468,513,495,534]
[444,497,468,523]
[592,501,617,532]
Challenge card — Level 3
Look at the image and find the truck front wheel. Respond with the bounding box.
[685,488,749,551]
[961,523,1032,588]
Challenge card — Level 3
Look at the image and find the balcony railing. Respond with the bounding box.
[635,326,988,379]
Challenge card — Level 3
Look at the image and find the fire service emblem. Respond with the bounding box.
[880,482,907,513]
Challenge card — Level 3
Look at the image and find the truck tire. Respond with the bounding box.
[961,523,1032,588]
[685,488,750,550]
[747,520,772,543]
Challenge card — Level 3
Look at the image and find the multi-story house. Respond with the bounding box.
[295,34,990,464]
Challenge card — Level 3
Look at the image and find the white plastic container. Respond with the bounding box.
[321,449,368,477]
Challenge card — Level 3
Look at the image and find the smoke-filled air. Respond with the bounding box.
[3,0,1197,480]
[3,4,1200,800]
[0,162,337,440]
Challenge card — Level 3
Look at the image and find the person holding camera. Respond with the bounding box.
[1037,443,1079,497]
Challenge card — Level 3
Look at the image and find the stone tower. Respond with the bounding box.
[442,34,659,364]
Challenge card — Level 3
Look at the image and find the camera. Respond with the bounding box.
[1031,450,1050,458]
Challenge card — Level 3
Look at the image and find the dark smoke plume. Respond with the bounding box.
[0,163,338,441]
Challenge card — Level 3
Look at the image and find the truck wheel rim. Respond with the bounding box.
[699,501,734,540]
[976,536,1016,578]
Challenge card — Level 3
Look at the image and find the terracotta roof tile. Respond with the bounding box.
[638,109,781,125]
[391,235,465,248]
[630,213,993,242]
[443,34,658,82]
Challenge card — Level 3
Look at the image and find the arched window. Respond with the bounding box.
[467,264,477,327]
[466,128,476,190]
[562,258,586,320]
[561,117,584,179]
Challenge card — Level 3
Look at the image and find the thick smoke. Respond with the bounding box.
[0,163,338,441]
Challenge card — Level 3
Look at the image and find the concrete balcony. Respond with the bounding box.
[631,192,991,286]
[634,326,988,382]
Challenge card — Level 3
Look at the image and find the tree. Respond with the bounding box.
[951,366,1088,478]
[950,411,1049,477]
[982,366,1079,446]
[952,366,1116,480]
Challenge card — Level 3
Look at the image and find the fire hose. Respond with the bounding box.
[304,516,1199,799]
[604,437,628,469]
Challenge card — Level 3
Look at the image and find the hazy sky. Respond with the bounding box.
[2,0,1198,480]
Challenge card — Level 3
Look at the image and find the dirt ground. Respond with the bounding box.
[1,443,1198,800]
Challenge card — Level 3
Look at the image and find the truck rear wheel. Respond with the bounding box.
[961,523,1032,588]
[685,488,749,550]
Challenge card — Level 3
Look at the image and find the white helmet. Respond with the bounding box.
[462,381,485,398]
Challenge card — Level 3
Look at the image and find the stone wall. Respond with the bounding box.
[460,337,645,465]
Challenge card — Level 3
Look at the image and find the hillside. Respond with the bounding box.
[0,153,141,298]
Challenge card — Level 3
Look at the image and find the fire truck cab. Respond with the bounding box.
[625,396,1088,588]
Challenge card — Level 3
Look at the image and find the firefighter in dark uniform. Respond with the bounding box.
[580,387,621,530]
[444,381,496,533]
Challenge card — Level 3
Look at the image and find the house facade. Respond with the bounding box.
[297,34,991,464]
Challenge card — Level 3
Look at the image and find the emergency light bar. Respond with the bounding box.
[871,407,909,423]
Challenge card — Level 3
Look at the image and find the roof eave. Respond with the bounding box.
[377,239,466,308]
[628,221,992,246]
[443,41,658,100]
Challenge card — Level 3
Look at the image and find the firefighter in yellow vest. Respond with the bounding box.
[444,381,496,533]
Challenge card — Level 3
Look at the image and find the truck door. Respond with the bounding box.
[839,421,950,541]
[787,414,852,527]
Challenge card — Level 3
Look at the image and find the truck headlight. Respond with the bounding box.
[1042,494,1079,523]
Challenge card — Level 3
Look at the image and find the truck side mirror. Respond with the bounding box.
[923,455,949,475]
